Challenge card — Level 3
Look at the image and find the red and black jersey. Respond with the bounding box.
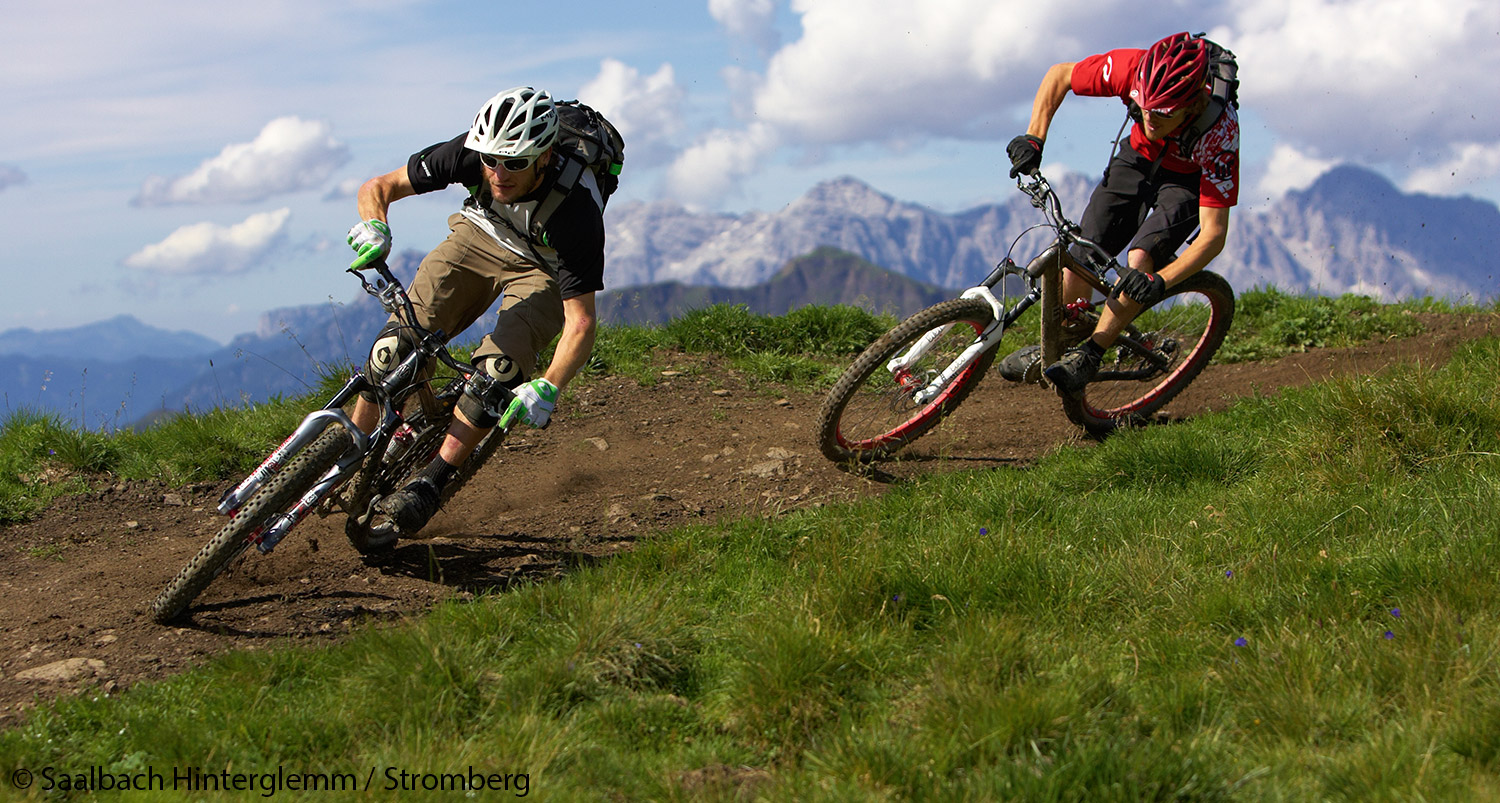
[1071,48,1240,208]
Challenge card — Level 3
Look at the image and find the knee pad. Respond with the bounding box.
[360,322,417,401]
[456,354,526,429]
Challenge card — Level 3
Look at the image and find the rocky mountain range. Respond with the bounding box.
[604,165,1498,303]
[3,163,1494,430]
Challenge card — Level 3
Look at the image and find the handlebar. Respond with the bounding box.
[1014,171,1118,283]
[347,259,472,377]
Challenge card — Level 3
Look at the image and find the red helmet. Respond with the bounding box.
[1130,32,1210,113]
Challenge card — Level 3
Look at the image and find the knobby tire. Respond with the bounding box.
[816,299,996,463]
[1062,270,1235,435]
[150,426,352,624]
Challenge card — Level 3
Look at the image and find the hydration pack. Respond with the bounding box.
[1177,34,1239,152]
[529,100,625,243]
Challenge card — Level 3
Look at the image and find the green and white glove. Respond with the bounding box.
[347,219,391,270]
[502,378,559,429]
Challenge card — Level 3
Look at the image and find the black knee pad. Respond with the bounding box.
[456,354,525,429]
[360,322,418,402]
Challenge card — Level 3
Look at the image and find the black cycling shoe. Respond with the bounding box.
[1043,342,1103,394]
[997,345,1042,383]
[377,477,442,535]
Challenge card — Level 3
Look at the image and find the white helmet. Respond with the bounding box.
[465,86,558,158]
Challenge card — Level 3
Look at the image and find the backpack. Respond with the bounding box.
[1174,34,1238,153]
[529,100,625,243]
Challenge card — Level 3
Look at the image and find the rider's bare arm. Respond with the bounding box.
[542,292,598,393]
[1026,62,1076,141]
[1157,205,1230,287]
[357,167,417,223]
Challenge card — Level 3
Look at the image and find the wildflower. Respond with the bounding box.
[1225,570,1233,578]
[1234,637,1247,647]
[1390,608,1401,618]
[979,527,988,536]
[1383,630,1395,640]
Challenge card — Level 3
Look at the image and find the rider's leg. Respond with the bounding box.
[1085,247,1154,348]
[379,242,563,534]
[1047,157,1198,393]
[351,396,379,435]
[352,214,505,432]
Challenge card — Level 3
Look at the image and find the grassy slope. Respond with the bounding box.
[1,295,1497,800]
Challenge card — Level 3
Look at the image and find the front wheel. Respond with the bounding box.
[1061,270,1235,436]
[150,426,352,624]
[816,299,997,463]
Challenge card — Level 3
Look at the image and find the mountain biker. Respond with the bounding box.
[344,86,606,534]
[1000,31,1239,392]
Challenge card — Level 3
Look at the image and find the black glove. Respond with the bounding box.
[1006,134,1044,178]
[1113,266,1167,307]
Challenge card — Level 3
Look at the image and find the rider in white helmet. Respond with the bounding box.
[345,86,608,534]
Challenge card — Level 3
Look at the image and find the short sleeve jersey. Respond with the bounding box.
[406,133,606,299]
[1070,48,1240,208]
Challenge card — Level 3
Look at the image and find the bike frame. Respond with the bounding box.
[213,259,475,554]
[891,172,1171,404]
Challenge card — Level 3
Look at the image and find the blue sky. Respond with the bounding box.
[3,0,1497,343]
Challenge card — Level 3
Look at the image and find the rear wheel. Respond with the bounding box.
[1062,271,1234,436]
[150,426,351,624]
[816,299,996,463]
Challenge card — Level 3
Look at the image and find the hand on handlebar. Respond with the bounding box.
[1006,134,1044,179]
[1112,265,1168,307]
[347,219,392,270]
[501,378,559,430]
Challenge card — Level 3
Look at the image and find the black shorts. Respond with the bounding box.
[1069,140,1200,270]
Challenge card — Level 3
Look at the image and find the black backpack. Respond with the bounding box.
[1175,34,1239,152]
[528,100,625,242]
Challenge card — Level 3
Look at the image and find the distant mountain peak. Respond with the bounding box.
[1294,164,1401,207]
[792,175,897,215]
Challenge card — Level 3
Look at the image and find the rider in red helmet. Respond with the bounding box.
[1001,32,1239,392]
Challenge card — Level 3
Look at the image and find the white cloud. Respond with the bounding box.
[577,59,686,168]
[663,0,1164,205]
[1404,143,1500,196]
[322,176,364,202]
[124,209,291,275]
[1219,0,1500,162]
[666,123,781,207]
[659,0,1500,208]
[133,117,350,206]
[1257,144,1338,203]
[0,164,25,192]
[709,0,781,55]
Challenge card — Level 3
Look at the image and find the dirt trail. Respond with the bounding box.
[1,312,1495,722]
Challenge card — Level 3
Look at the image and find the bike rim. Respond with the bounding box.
[836,318,988,452]
[1079,285,1228,418]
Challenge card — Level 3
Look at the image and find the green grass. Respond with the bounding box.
[2,312,1500,798]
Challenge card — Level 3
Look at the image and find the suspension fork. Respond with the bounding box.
[216,407,369,517]
[250,442,368,554]
[890,280,1037,406]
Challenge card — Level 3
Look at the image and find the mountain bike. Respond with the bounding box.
[815,170,1236,463]
[150,259,513,624]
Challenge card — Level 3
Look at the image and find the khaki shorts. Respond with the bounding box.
[396,213,565,380]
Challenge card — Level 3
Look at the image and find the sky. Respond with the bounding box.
[3,0,1498,343]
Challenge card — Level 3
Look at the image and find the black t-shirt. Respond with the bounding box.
[406,133,606,299]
